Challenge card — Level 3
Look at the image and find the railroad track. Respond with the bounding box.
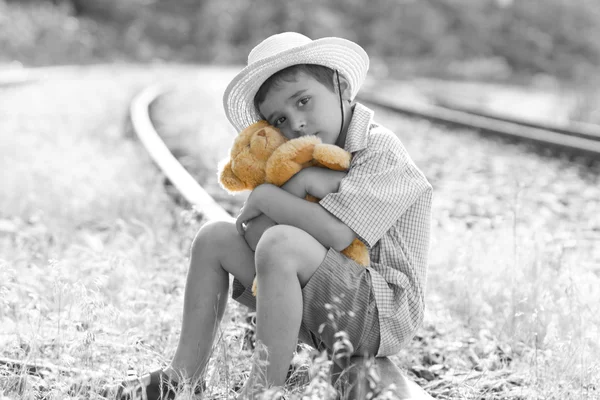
[0,71,35,88]
[4,75,595,398]
[127,83,599,215]
[432,97,600,141]
[129,80,597,398]
[133,81,600,399]
[130,85,436,400]
[357,91,600,158]
[129,84,231,220]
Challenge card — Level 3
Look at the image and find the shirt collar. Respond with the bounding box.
[343,102,374,153]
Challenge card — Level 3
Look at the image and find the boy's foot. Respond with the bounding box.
[113,369,204,400]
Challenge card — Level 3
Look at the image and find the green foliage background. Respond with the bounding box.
[1,0,599,82]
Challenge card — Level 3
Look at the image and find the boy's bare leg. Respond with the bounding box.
[247,224,327,388]
[162,220,257,382]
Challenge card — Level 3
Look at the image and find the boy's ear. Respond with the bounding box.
[333,73,352,102]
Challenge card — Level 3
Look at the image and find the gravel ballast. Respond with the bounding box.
[152,69,600,398]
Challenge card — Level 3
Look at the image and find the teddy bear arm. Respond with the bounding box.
[266,155,304,187]
[292,143,318,165]
[266,137,325,186]
[313,143,351,171]
[266,146,316,187]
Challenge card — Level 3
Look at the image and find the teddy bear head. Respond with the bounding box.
[218,120,289,192]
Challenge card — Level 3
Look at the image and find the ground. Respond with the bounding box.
[1,64,599,399]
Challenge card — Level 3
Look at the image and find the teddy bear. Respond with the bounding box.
[218,120,369,296]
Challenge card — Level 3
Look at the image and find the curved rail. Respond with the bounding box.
[0,69,39,88]
[358,92,600,157]
[0,356,102,380]
[129,84,232,221]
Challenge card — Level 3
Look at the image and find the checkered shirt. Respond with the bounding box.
[320,103,432,356]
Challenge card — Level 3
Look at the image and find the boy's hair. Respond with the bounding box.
[254,64,336,116]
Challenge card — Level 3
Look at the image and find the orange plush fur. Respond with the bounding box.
[219,121,369,295]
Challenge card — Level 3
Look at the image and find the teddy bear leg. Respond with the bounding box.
[341,238,369,267]
[252,276,258,296]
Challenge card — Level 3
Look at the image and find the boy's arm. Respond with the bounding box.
[301,167,347,199]
[242,171,311,250]
[242,168,353,250]
[238,178,356,251]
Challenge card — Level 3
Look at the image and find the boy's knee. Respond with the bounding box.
[255,225,302,267]
[191,220,233,256]
[255,225,326,284]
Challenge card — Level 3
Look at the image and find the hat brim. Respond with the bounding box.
[223,37,369,132]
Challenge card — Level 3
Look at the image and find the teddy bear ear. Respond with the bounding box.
[218,158,248,192]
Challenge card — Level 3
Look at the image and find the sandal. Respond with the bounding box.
[114,369,204,400]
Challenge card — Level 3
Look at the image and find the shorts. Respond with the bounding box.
[232,247,380,356]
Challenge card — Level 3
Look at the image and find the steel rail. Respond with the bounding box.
[358,92,600,157]
[0,356,102,379]
[0,70,39,88]
[129,84,232,221]
[432,97,600,141]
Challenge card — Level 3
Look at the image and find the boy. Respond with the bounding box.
[119,32,432,399]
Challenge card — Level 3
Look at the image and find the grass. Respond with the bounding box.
[0,68,200,397]
[0,67,404,399]
[156,83,600,399]
[152,79,600,399]
[380,114,600,399]
[1,65,600,399]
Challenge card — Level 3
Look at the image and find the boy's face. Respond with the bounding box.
[257,71,344,146]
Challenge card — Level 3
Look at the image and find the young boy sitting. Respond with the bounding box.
[118,32,432,399]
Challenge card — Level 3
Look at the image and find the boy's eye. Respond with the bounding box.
[298,97,310,106]
[274,116,286,126]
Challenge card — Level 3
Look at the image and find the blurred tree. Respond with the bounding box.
[1,0,599,81]
[70,0,139,22]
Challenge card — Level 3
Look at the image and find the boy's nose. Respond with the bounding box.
[291,118,307,135]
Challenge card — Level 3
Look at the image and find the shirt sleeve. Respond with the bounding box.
[319,147,431,248]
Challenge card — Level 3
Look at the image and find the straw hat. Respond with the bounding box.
[223,32,369,132]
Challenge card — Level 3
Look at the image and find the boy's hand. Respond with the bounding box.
[236,188,264,236]
[237,174,308,248]
[243,214,277,251]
